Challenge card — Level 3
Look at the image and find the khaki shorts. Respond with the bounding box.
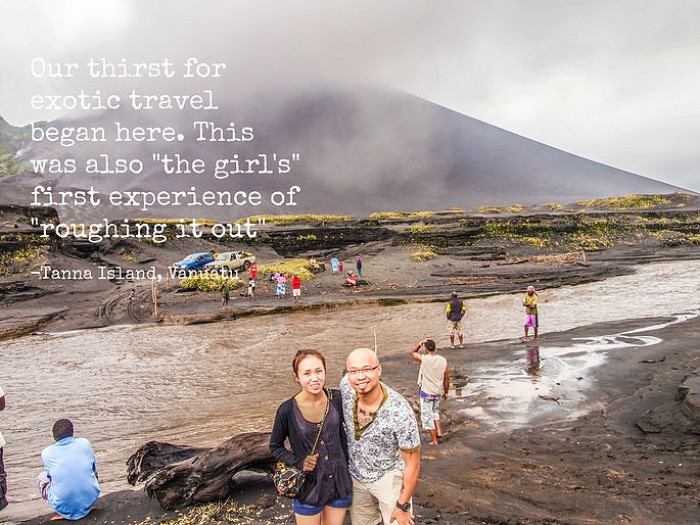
[448,319,463,336]
[350,469,410,525]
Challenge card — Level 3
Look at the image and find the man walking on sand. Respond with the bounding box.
[37,419,100,520]
[445,291,466,348]
[340,348,421,525]
[0,383,7,511]
[220,281,230,309]
[410,339,449,445]
[523,285,539,340]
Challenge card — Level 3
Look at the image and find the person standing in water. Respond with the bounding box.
[523,285,539,340]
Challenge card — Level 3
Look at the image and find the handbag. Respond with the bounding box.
[273,390,331,498]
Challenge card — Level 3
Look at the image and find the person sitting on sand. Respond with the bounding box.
[523,285,539,340]
[410,338,449,445]
[344,271,357,287]
[37,419,100,521]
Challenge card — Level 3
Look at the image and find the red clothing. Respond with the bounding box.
[292,277,301,289]
[250,264,257,280]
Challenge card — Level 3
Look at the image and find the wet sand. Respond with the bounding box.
[2,215,700,524]
[11,312,700,525]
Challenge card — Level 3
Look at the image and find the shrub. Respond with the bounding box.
[257,259,315,280]
[410,245,438,261]
[180,274,241,292]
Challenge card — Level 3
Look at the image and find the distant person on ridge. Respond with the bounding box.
[445,291,466,348]
[220,281,230,309]
[355,255,363,277]
[330,256,340,275]
[292,274,302,303]
[37,419,100,521]
[523,285,539,340]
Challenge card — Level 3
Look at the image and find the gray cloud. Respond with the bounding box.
[1,0,698,191]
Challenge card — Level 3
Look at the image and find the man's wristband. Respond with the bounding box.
[396,500,411,512]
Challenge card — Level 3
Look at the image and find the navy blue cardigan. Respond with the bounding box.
[269,388,348,498]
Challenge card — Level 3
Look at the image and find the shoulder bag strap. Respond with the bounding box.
[309,390,331,455]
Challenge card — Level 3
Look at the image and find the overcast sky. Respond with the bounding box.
[2,0,698,192]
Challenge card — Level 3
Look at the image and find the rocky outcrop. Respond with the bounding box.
[0,308,66,340]
[678,373,700,433]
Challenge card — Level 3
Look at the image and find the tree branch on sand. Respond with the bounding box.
[126,432,275,510]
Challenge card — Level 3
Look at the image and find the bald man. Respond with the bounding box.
[339,348,421,525]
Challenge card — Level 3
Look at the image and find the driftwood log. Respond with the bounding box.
[126,432,276,509]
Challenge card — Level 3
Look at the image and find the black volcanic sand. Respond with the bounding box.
[16,315,700,525]
[3,211,700,524]
[386,316,700,525]
[2,227,700,338]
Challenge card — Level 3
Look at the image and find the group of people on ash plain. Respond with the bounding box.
[268,286,539,525]
[0,285,540,523]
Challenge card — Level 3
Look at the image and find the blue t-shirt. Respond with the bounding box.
[42,437,100,520]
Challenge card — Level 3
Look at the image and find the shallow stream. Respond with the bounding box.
[1,260,699,520]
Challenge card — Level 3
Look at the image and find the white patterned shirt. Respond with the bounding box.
[340,376,420,483]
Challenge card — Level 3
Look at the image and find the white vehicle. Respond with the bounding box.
[204,251,256,274]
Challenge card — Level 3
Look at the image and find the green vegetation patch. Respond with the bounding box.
[567,233,613,251]
[369,210,434,220]
[240,214,351,225]
[483,219,553,243]
[0,118,31,177]
[577,194,674,210]
[0,245,44,276]
[134,499,278,525]
[296,234,317,241]
[134,217,219,227]
[409,244,438,261]
[408,224,433,234]
[179,274,241,292]
[257,258,315,280]
[377,298,408,306]
[477,204,525,214]
[545,202,565,211]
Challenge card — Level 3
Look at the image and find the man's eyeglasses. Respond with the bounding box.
[347,365,380,377]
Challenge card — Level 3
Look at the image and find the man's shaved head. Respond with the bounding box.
[346,347,378,369]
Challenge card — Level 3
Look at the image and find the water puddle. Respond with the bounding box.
[455,309,700,430]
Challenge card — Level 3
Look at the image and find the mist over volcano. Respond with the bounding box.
[0,86,684,222]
